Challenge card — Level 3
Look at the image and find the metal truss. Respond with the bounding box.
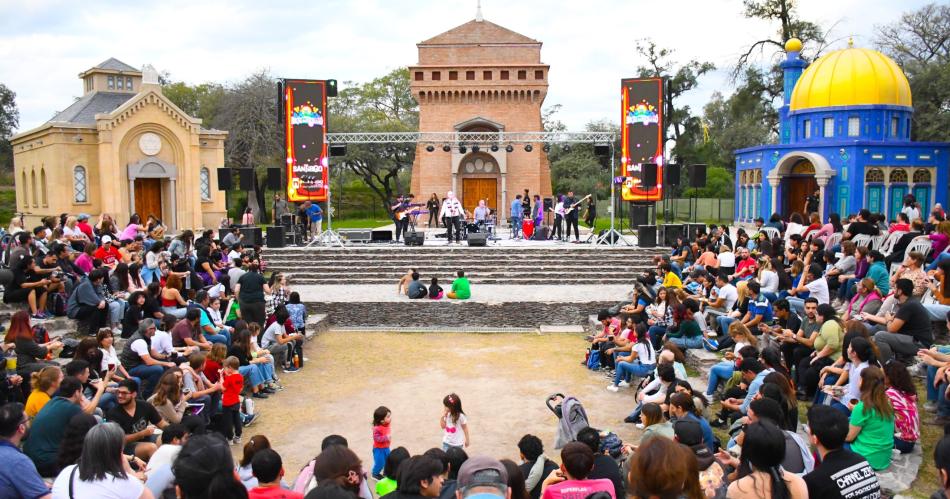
[325,131,615,144]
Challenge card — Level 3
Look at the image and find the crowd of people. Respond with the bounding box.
[397,269,471,301]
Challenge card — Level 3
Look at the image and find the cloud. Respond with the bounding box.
[1,0,929,132]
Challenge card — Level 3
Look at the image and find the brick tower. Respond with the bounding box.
[408,12,552,223]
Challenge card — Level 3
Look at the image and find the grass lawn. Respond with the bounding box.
[326,217,393,229]
[0,188,15,227]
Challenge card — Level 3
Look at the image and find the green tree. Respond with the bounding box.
[328,68,418,213]
[0,83,19,171]
[701,68,775,168]
[682,166,734,198]
[162,81,225,124]
[875,3,950,142]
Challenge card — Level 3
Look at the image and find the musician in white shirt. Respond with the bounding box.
[474,200,489,224]
[439,191,465,244]
[552,195,565,240]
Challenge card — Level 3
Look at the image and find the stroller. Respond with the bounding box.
[547,393,589,449]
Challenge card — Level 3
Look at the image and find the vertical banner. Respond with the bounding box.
[620,78,664,202]
[284,79,328,202]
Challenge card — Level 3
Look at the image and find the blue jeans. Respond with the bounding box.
[940,382,950,418]
[613,361,655,386]
[648,325,667,350]
[372,447,390,477]
[928,365,940,402]
[205,328,231,346]
[787,297,805,316]
[257,361,275,383]
[239,365,264,387]
[927,252,950,272]
[925,303,950,322]
[716,315,736,336]
[669,335,704,350]
[814,374,840,405]
[511,217,523,238]
[762,292,778,303]
[706,361,735,396]
[98,392,118,412]
[128,364,165,399]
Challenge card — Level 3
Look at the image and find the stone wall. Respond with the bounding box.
[307,301,615,329]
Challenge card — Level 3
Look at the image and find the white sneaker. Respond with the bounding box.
[618,380,630,388]
[606,385,619,392]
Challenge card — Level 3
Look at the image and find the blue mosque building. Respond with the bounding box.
[734,38,949,223]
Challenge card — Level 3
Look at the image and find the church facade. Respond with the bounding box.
[11,58,228,232]
[734,39,949,223]
[408,14,552,221]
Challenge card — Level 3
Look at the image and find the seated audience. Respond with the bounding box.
[540,442,615,499]
[447,270,471,300]
[0,402,51,498]
[627,436,701,498]
[576,427,624,498]
[846,367,896,470]
[518,435,558,499]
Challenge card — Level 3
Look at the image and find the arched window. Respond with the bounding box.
[461,153,498,174]
[865,168,884,183]
[20,170,28,209]
[199,167,211,201]
[30,170,37,207]
[889,169,908,183]
[40,168,48,207]
[912,168,932,184]
[790,160,815,175]
[73,166,88,203]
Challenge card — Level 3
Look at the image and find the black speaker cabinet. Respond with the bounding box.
[371,230,393,243]
[660,224,683,247]
[630,204,649,227]
[239,170,255,191]
[466,232,488,247]
[543,197,554,210]
[240,227,263,246]
[405,232,425,246]
[532,225,550,241]
[641,163,658,188]
[218,228,231,242]
[688,164,707,188]
[637,225,657,248]
[216,168,232,190]
[265,226,286,248]
[665,163,681,186]
[266,168,282,190]
[687,223,707,238]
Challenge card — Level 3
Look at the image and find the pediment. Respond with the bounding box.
[97,90,202,134]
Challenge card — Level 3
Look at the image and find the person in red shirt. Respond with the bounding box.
[248,448,304,499]
[93,235,122,268]
[76,214,95,239]
[221,356,244,445]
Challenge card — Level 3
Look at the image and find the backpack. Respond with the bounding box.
[292,459,318,494]
[32,324,50,345]
[586,349,601,370]
[599,431,624,459]
[47,292,67,317]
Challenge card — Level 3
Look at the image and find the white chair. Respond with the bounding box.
[879,231,906,256]
[870,234,886,251]
[850,234,872,250]
[905,236,933,260]
[760,227,780,240]
[826,232,843,250]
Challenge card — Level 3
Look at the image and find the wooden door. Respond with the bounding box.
[134,178,163,221]
[461,178,496,217]
[783,176,817,217]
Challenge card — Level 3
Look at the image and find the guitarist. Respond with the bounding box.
[390,194,411,243]
[563,191,580,242]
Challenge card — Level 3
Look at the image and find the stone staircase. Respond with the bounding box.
[264,246,668,285]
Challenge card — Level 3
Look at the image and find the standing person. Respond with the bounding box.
[0,402,51,499]
[803,405,881,499]
[563,191,580,242]
[551,195,564,241]
[522,189,531,219]
[804,188,820,218]
[440,393,469,451]
[447,270,471,300]
[427,193,441,228]
[372,406,392,480]
[440,191,465,245]
[272,193,289,225]
[532,195,544,229]
[236,263,270,329]
[242,207,255,226]
[221,356,245,446]
[583,195,596,228]
[307,202,323,238]
[391,195,411,243]
[510,194,524,239]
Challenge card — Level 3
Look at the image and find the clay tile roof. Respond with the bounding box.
[94,57,140,72]
[420,19,539,45]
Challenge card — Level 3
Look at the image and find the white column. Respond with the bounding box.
[128,178,136,219]
[500,173,507,224]
[768,177,780,215]
[169,178,178,232]
[817,182,827,221]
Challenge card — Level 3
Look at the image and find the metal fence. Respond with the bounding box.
[662,198,734,222]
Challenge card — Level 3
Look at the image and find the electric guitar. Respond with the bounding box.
[563,194,592,215]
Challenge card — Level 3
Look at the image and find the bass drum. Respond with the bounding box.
[522,219,535,238]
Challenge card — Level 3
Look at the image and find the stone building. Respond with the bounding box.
[408,12,552,221]
[11,58,228,232]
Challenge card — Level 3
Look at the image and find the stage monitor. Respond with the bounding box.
[283,79,329,202]
[620,78,664,202]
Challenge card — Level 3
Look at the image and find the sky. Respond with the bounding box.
[0,0,928,133]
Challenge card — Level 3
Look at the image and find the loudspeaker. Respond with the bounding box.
[688,164,707,188]
[630,204,649,227]
[543,197,553,211]
[266,168,282,190]
[660,224,683,247]
[466,232,488,247]
[240,227,263,246]
[532,225,550,241]
[687,223,707,238]
[405,232,425,246]
[665,164,681,186]
[637,225,657,248]
[329,144,347,157]
[239,170,255,191]
[371,230,393,243]
[594,144,610,156]
[218,228,231,242]
[641,164,658,188]
[265,226,286,248]
[216,168,232,190]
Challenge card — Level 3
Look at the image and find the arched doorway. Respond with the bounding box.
[459,152,499,215]
[127,158,179,231]
[766,151,835,220]
[783,160,817,217]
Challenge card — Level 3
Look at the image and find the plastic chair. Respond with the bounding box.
[826,232,843,250]
[879,231,906,256]
[850,234,872,250]
[760,227,780,240]
[905,236,933,260]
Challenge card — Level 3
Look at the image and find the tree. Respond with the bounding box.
[875,3,950,142]
[701,68,775,168]
[682,166,734,198]
[328,68,418,213]
[162,81,225,124]
[0,83,19,171]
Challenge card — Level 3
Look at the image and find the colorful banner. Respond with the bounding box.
[284,79,329,202]
[621,78,664,202]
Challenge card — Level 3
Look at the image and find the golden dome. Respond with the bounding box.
[785,38,802,52]
[789,46,912,111]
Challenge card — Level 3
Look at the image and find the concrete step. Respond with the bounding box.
[286,277,640,285]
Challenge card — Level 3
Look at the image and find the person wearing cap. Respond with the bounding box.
[456,455,510,499]
[672,419,726,498]
[540,442,615,499]
[76,213,95,240]
[93,235,122,268]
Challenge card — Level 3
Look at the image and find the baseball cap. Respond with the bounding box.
[101,235,112,244]
[77,213,90,221]
[457,456,508,496]
[673,419,704,447]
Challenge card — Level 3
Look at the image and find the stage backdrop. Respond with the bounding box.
[284,79,329,202]
[621,78,664,202]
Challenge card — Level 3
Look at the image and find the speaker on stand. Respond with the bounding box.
[637,225,657,248]
[266,168,282,191]
[216,168,233,190]
[687,164,707,222]
[266,226,286,248]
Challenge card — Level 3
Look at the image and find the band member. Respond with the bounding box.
[474,200,489,226]
[551,195,565,240]
[272,193,289,225]
[427,193,440,228]
[439,191,465,244]
[297,202,311,234]
[532,194,543,227]
[510,194,524,239]
[306,201,323,238]
[522,189,531,218]
[390,195,411,242]
[564,190,580,242]
[583,194,597,228]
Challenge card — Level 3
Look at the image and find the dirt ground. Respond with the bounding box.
[241,332,644,480]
